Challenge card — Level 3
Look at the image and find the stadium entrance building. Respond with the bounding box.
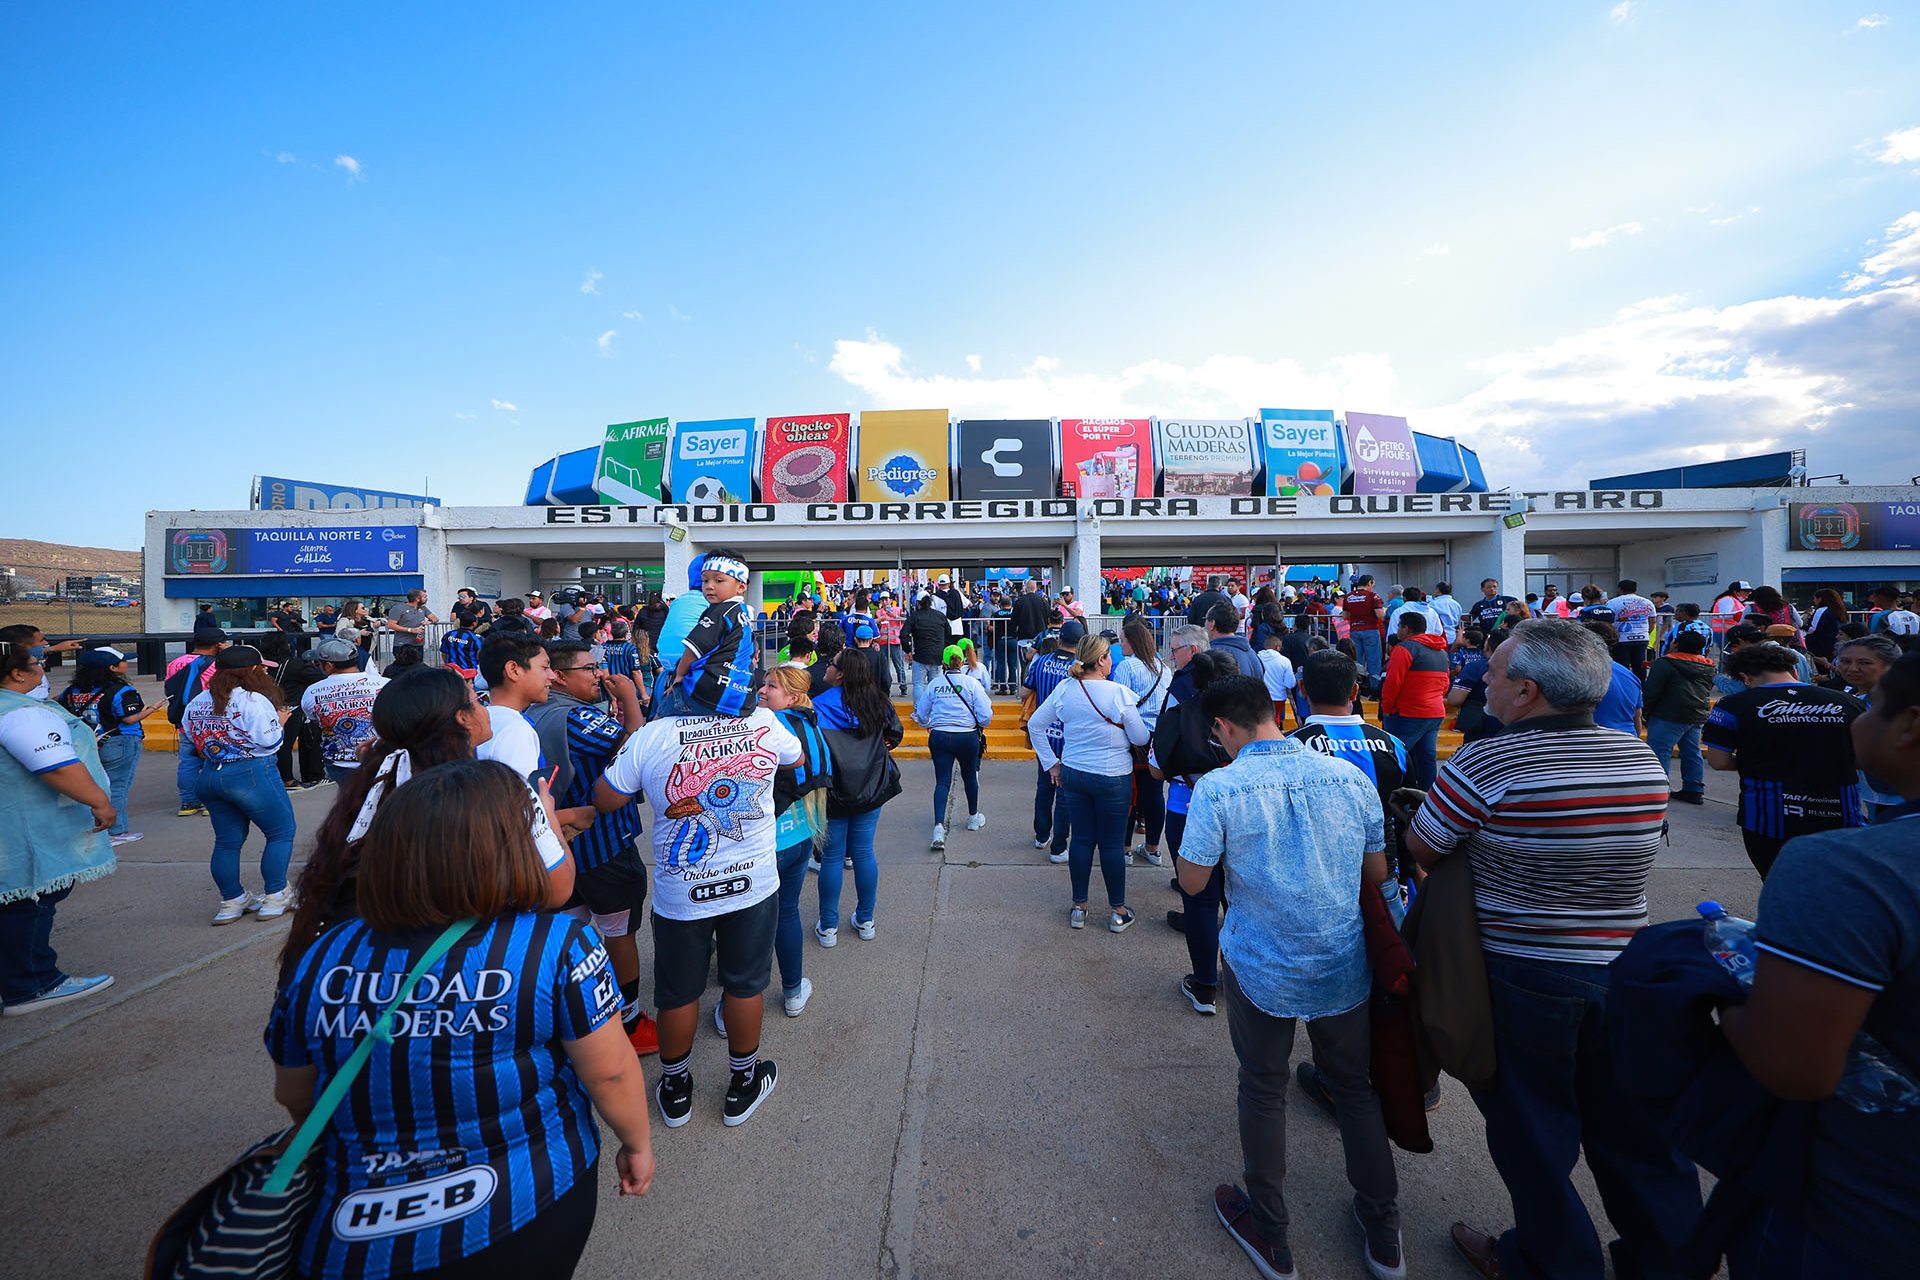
[142,486,1920,632]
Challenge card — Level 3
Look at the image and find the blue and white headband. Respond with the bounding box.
[706,556,750,585]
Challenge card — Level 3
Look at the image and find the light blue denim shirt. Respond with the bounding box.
[1179,736,1382,1019]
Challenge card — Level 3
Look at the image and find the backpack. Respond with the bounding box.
[166,655,215,725]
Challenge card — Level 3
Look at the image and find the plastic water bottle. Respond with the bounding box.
[1697,901,1757,987]
[1697,900,1919,1113]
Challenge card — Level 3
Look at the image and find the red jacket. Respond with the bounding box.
[1381,633,1449,718]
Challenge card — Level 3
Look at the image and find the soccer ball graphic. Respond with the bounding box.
[680,475,731,503]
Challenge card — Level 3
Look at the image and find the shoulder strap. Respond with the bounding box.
[942,673,984,730]
[263,918,476,1194]
[1078,677,1125,730]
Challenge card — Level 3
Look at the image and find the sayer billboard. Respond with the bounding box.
[856,409,951,501]
[762,413,851,502]
[596,417,669,504]
[1156,418,1257,496]
[1059,419,1150,499]
[669,417,756,503]
[1259,409,1340,497]
[953,419,1055,500]
[1342,412,1420,494]
[253,476,437,511]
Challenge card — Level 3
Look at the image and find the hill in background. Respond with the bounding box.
[0,538,142,578]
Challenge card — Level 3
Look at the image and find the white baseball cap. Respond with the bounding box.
[937,574,950,585]
[1733,581,1753,591]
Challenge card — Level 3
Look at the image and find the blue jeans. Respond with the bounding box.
[911,661,941,705]
[1468,953,1702,1280]
[1061,765,1130,909]
[0,886,73,1005]
[1644,718,1703,795]
[196,756,297,899]
[818,807,879,932]
[176,737,202,808]
[928,729,981,825]
[98,734,141,836]
[1128,766,1164,849]
[1167,810,1225,985]
[775,840,809,995]
[879,643,908,693]
[1352,628,1383,686]
[1381,714,1443,790]
[1033,760,1071,852]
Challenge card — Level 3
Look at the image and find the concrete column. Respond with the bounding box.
[1066,520,1104,612]
[662,535,698,601]
[1449,520,1525,599]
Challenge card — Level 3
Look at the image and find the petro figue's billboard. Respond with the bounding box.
[1343,412,1420,495]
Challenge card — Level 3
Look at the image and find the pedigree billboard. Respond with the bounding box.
[856,409,952,501]
[762,413,851,502]
[1060,419,1151,499]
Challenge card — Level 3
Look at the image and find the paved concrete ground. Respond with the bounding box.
[0,749,1757,1279]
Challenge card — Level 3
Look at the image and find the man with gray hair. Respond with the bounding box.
[1405,618,1700,1280]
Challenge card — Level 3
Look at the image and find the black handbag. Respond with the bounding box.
[146,920,475,1279]
[824,726,902,816]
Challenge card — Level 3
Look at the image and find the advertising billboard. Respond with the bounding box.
[596,417,669,504]
[1259,408,1340,497]
[1342,412,1421,495]
[165,526,419,576]
[252,476,437,511]
[1059,418,1150,499]
[856,409,951,501]
[1788,502,1920,551]
[1156,418,1257,496]
[953,418,1056,500]
[762,413,852,503]
[669,417,756,503]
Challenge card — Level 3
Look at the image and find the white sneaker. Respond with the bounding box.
[1048,848,1069,864]
[965,813,986,831]
[815,924,838,948]
[1123,847,1137,865]
[851,914,876,941]
[782,977,814,1017]
[254,888,295,921]
[930,823,946,850]
[1140,848,1165,867]
[211,893,259,925]
[109,832,144,846]
[1033,837,1050,849]
[807,855,821,874]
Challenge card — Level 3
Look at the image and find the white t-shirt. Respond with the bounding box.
[183,688,284,761]
[476,705,545,781]
[1883,609,1920,637]
[1611,592,1657,643]
[1388,602,1445,636]
[601,709,801,921]
[1257,649,1297,700]
[0,702,79,774]
[299,672,388,767]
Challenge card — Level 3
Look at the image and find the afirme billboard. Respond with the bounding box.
[253,476,438,511]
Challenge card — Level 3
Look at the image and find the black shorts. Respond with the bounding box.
[650,892,778,1011]
[565,843,648,938]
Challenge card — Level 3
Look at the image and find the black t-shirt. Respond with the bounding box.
[1466,595,1514,632]
[1703,683,1866,837]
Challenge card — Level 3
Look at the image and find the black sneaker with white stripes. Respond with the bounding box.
[723,1060,778,1127]
[656,1070,693,1128]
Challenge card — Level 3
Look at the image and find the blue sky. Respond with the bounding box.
[5,2,1918,548]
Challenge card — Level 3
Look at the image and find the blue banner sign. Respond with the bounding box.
[165,526,418,576]
[669,418,756,504]
[253,475,438,511]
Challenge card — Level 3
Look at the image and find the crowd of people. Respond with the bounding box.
[1,560,1917,1279]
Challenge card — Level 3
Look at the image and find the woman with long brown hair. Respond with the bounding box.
[180,645,296,926]
[811,646,903,944]
[266,759,653,1279]
[1805,586,1847,663]
[281,667,577,982]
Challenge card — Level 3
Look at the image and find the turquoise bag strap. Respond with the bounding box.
[262,918,476,1194]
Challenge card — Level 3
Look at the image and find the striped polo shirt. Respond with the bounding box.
[1410,713,1668,963]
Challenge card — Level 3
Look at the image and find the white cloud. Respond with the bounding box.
[1856,13,1889,28]
[1422,211,1920,487]
[1422,243,1452,257]
[1609,1,1634,24]
[490,398,518,412]
[597,329,618,352]
[621,310,645,321]
[1875,125,1920,165]
[579,269,602,295]
[275,151,297,165]
[334,154,362,181]
[824,213,1920,489]
[827,331,1400,420]
[1570,221,1644,250]
[668,304,690,323]
[964,353,982,372]
[453,411,476,420]
[1709,206,1761,226]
